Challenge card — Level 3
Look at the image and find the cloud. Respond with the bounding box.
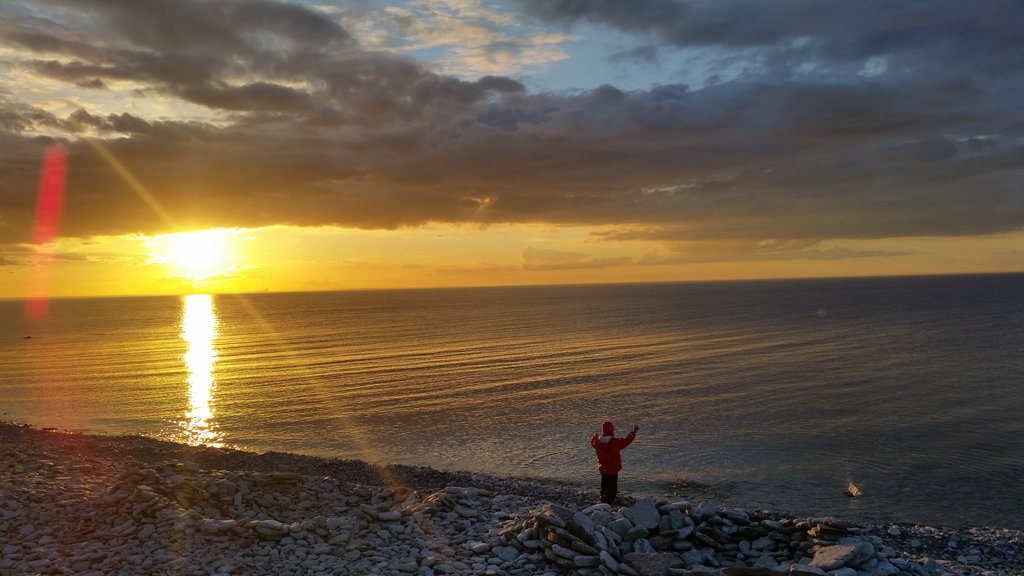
[0,0,1022,254]
[633,239,909,266]
[369,0,573,78]
[522,246,631,270]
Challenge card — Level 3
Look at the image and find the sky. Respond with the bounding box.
[1,0,1023,298]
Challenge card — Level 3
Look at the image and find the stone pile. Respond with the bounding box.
[498,497,909,576]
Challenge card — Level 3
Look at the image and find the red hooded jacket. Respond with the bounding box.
[590,422,636,475]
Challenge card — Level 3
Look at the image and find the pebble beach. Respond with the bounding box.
[2,422,1021,576]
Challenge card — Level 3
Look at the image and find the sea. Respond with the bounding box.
[3,274,1023,529]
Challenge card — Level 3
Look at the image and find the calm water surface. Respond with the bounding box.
[2,274,1023,528]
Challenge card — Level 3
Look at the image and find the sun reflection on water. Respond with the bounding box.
[178,294,222,446]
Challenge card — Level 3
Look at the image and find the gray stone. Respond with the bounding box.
[591,510,614,528]
[573,512,594,534]
[619,562,642,576]
[751,555,778,570]
[625,526,650,541]
[494,546,519,563]
[543,505,575,526]
[788,565,828,576]
[550,543,578,560]
[633,538,655,553]
[721,509,750,525]
[668,509,686,531]
[624,552,673,576]
[682,549,705,568]
[137,523,156,539]
[692,501,718,521]
[609,517,634,537]
[599,550,619,572]
[874,559,900,575]
[623,497,661,530]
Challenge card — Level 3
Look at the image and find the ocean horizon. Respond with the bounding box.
[3,273,1023,529]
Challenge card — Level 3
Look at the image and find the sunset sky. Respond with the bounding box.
[2,0,1023,298]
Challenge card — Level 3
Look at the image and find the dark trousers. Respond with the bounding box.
[600,473,619,504]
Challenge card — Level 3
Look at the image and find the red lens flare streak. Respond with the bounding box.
[27,144,68,317]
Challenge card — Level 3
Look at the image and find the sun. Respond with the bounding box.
[158,229,235,280]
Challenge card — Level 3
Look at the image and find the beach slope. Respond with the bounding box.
[1,423,1019,576]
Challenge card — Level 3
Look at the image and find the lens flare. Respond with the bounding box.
[27,144,68,317]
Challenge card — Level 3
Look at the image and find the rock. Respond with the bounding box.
[549,543,577,560]
[378,511,402,522]
[199,519,237,534]
[582,503,611,515]
[682,549,705,568]
[721,509,751,525]
[624,497,661,530]
[625,526,650,541]
[567,519,596,546]
[808,544,860,571]
[453,505,478,519]
[668,509,686,531]
[600,550,620,572]
[692,501,718,521]
[874,558,900,575]
[633,538,655,553]
[675,524,694,540]
[609,517,634,537]
[722,568,781,576]
[624,552,673,576]
[253,519,290,539]
[789,565,828,576]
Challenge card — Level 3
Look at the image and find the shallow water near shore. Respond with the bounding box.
[3,274,1024,528]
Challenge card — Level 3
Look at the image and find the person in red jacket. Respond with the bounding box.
[590,421,639,505]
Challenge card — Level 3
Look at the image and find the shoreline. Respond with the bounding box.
[2,422,1020,576]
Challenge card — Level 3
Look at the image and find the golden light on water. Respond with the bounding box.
[178,294,222,446]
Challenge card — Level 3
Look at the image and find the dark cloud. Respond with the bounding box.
[515,0,1024,73]
[0,0,1022,253]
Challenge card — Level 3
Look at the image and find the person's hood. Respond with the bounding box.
[601,421,614,436]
